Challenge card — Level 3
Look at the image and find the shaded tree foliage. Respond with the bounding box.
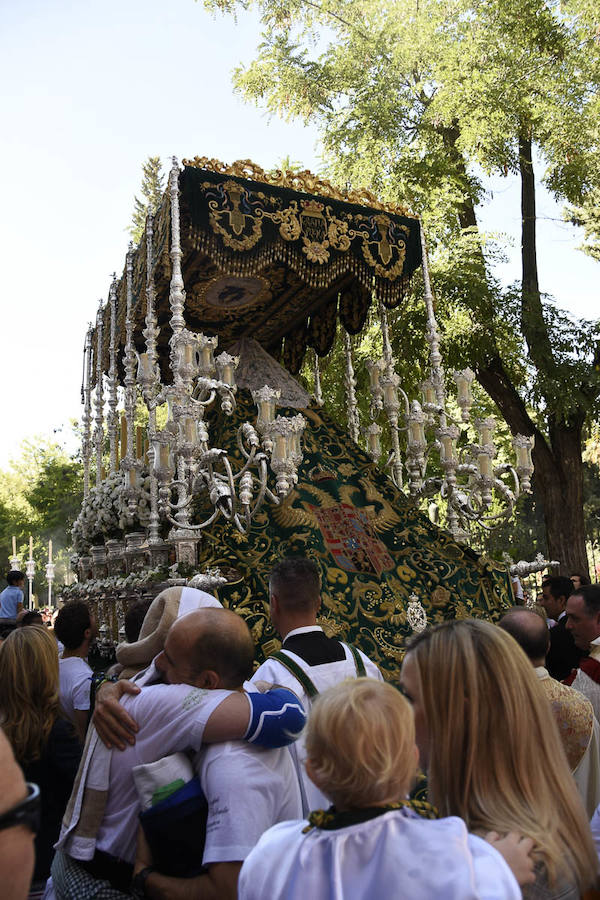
[0,435,82,598]
[205,0,600,572]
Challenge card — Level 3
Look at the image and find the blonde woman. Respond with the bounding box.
[0,626,81,893]
[238,678,530,899]
[401,618,598,899]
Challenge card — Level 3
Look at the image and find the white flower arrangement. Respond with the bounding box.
[72,470,153,553]
[72,472,124,552]
[119,472,152,533]
[61,566,168,599]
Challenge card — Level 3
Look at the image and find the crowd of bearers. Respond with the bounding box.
[1,560,600,900]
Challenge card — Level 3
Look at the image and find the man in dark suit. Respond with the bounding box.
[541,575,584,680]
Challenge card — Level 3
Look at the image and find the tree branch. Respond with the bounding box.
[476,354,553,467]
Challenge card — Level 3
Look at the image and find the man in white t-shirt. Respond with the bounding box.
[133,671,303,898]
[52,608,306,899]
[54,600,97,742]
[252,556,383,813]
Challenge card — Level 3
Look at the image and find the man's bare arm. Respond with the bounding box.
[202,692,250,743]
[92,681,258,750]
[135,825,240,900]
[203,686,306,746]
[94,681,305,750]
[93,679,140,750]
[142,863,241,900]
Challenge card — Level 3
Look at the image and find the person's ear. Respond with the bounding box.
[197,669,220,689]
[84,627,92,642]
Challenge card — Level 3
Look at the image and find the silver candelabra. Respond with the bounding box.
[362,232,534,543]
[112,158,306,563]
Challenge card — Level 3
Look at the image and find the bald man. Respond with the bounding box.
[53,609,306,898]
[133,608,302,900]
[499,608,600,816]
[0,729,36,899]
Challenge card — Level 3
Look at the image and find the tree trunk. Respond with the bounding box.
[535,416,589,575]
[477,357,590,576]
[437,125,590,576]
[518,132,555,372]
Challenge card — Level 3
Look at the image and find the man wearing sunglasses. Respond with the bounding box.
[0,729,38,899]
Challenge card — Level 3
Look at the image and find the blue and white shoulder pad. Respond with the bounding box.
[245,687,307,748]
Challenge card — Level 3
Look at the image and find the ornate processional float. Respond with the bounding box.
[67,157,535,678]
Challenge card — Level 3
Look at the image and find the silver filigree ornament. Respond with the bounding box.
[406,592,428,634]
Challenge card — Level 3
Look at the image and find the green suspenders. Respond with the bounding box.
[270,651,320,698]
[346,642,366,677]
[270,642,366,697]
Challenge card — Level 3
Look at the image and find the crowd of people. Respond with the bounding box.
[1,558,600,898]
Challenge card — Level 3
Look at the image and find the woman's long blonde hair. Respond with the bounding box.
[0,625,61,765]
[406,618,597,891]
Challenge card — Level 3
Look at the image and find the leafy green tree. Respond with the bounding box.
[566,188,600,262]
[205,0,600,573]
[24,445,83,541]
[273,155,303,173]
[129,156,165,244]
[0,435,82,600]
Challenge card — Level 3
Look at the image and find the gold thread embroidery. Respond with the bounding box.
[183,156,417,219]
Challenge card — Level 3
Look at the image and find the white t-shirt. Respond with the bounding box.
[238,809,521,900]
[96,684,234,863]
[195,740,302,865]
[59,656,92,725]
[252,628,382,813]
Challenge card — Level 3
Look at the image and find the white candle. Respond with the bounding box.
[48,540,52,563]
[12,536,16,556]
[440,433,456,463]
[160,444,173,473]
[120,412,127,457]
[183,343,195,367]
[383,381,397,406]
[29,535,33,559]
[368,429,381,456]
[478,452,493,478]
[409,419,425,446]
[421,380,436,407]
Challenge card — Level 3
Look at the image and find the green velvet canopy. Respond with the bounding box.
[196,392,513,682]
[97,159,422,382]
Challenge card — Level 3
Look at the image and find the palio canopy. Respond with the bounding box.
[99,158,422,381]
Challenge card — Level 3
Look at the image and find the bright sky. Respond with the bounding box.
[1,0,598,468]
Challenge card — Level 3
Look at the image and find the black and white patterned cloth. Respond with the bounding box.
[49,850,128,899]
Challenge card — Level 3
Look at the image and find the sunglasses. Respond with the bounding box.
[0,782,40,835]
